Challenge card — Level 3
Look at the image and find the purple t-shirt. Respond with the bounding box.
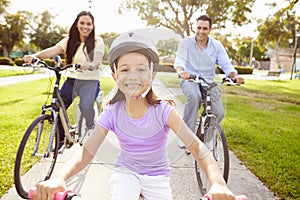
[97,100,174,176]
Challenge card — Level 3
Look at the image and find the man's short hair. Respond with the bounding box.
[197,15,212,28]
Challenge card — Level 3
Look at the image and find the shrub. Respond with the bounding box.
[217,66,253,74]
[158,63,176,72]
[14,58,25,66]
[0,57,14,65]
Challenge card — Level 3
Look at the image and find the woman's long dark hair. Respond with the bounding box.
[65,11,95,64]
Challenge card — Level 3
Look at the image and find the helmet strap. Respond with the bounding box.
[141,61,153,98]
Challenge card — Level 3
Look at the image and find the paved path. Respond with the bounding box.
[0,65,277,199]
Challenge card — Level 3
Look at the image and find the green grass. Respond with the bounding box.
[158,76,300,200]
[0,77,115,197]
[0,69,35,77]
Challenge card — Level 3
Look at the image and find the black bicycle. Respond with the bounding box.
[187,75,239,195]
[14,58,95,199]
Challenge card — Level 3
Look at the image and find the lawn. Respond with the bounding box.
[0,68,36,77]
[157,76,300,200]
[0,77,115,198]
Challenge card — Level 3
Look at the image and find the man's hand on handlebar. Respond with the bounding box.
[232,76,244,84]
[178,71,191,80]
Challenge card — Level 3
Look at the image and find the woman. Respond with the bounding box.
[23,11,104,149]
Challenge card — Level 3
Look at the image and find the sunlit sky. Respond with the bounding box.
[8,0,299,39]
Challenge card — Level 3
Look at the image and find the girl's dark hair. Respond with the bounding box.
[65,11,95,64]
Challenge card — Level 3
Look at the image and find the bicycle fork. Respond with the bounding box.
[200,115,219,161]
[32,113,58,158]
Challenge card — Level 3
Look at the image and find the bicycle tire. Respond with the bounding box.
[195,119,230,195]
[14,114,59,199]
[76,102,102,144]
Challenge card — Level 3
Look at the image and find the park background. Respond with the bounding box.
[0,0,300,199]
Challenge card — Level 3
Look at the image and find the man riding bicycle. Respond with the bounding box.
[174,15,244,149]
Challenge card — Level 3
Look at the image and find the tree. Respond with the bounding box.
[256,0,299,69]
[119,0,255,38]
[0,11,29,57]
[157,38,179,56]
[30,11,67,50]
[0,0,10,16]
[236,38,265,65]
[99,32,119,62]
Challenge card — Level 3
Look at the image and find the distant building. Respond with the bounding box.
[270,48,300,72]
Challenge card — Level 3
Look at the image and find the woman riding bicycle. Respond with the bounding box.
[23,11,105,150]
[30,30,236,200]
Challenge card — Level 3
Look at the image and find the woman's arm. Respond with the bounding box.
[80,51,103,70]
[167,110,235,199]
[23,45,64,63]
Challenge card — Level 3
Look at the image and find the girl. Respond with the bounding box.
[33,32,235,200]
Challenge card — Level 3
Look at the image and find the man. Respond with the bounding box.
[174,15,244,149]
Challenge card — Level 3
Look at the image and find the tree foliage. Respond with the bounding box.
[0,0,10,16]
[30,11,67,50]
[119,0,255,37]
[100,32,119,61]
[257,0,299,49]
[157,38,179,56]
[0,11,29,57]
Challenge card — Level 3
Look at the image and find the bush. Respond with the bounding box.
[43,58,55,67]
[0,57,14,65]
[14,58,25,66]
[217,66,253,74]
[158,63,176,72]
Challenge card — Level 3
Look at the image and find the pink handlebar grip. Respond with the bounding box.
[28,187,73,200]
[201,194,248,200]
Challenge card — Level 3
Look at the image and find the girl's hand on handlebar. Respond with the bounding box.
[33,178,66,200]
[206,184,235,200]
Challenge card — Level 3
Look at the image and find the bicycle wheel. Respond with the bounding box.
[14,114,59,199]
[195,119,230,195]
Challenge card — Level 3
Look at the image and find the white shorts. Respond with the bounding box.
[109,166,173,200]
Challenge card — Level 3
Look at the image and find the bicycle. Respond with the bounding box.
[187,75,240,195]
[14,58,96,199]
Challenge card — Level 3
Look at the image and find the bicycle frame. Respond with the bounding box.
[32,62,78,157]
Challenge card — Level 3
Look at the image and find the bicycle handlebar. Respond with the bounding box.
[188,75,240,87]
[23,58,81,72]
[200,194,248,200]
[28,187,82,200]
